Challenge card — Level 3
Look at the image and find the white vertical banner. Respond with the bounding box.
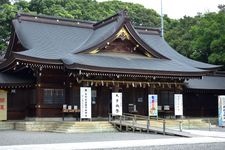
[148,95,158,116]
[218,95,225,127]
[80,87,91,119]
[112,92,122,116]
[174,94,183,116]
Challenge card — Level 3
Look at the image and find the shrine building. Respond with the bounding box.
[0,11,224,120]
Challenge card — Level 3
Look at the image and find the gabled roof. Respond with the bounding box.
[0,11,221,77]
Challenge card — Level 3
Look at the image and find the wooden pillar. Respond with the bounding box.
[35,73,42,117]
[35,85,42,117]
[64,77,70,105]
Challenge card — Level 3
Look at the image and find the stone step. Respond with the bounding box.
[50,121,117,133]
[0,121,14,130]
[15,121,59,132]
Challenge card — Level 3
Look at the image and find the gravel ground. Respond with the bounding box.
[0,130,174,146]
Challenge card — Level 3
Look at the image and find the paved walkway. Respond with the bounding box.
[184,129,225,138]
[0,136,225,150]
[0,129,225,150]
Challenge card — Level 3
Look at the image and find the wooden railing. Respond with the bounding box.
[109,113,214,134]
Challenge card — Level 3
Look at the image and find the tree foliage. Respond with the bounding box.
[165,7,225,67]
[0,3,18,54]
[165,16,199,58]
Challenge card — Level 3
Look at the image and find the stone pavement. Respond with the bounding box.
[184,129,225,138]
[0,136,225,150]
[0,129,225,150]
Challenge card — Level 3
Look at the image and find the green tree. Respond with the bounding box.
[0,0,10,5]
[190,12,225,65]
[165,5,225,68]
[165,16,199,58]
[0,4,18,54]
[14,0,30,12]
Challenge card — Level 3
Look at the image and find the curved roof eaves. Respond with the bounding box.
[62,53,207,73]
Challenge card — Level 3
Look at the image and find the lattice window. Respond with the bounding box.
[43,89,65,104]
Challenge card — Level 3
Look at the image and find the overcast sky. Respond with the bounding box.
[97,0,225,19]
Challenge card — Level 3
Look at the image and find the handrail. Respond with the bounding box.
[109,113,187,134]
[123,113,165,122]
[123,113,147,119]
[110,113,215,134]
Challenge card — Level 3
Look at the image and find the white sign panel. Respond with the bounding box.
[174,94,183,116]
[112,93,122,116]
[80,87,91,119]
[148,95,158,116]
[218,95,225,127]
[0,90,7,121]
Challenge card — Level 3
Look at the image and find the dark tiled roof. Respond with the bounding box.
[63,53,207,74]
[13,12,124,59]
[13,19,93,59]
[186,76,225,90]
[2,11,221,76]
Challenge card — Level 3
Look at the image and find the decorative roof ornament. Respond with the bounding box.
[116,27,130,40]
[118,9,128,17]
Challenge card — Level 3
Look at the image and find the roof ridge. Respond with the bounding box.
[93,10,127,29]
[135,26,161,35]
[16,12,96,24]
[135,26,160,31]
[15,12,95,28]
[15,10,131,30]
